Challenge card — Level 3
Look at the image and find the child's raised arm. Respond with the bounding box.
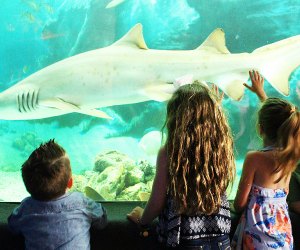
[244,70,267,102]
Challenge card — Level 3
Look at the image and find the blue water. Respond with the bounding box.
[0,0,299,201]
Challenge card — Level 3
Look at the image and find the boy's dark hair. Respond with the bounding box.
[22,139,71,201]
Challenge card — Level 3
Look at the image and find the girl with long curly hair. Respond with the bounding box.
[128,80,235,249]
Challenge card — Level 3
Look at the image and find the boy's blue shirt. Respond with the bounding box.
[8,192,107,250]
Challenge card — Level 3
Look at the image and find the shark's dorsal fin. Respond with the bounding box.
[197,28,230,54]
[112,23,148,49]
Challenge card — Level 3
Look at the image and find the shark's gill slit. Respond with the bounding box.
[35,90,39,108]
[31,91,35,110]
[21,93,26,113]
[26,92,31,112]
[17,95,21,113]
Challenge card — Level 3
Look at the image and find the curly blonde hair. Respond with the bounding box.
[164,82,235,215]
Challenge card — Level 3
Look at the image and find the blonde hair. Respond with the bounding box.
[163,82,235,215]
[259,98,300,181]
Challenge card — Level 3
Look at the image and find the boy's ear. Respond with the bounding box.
[67,177,73,189]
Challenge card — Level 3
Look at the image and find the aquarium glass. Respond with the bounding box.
[0,0,300,202]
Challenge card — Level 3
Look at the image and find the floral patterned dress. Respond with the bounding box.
[232,184,293,250]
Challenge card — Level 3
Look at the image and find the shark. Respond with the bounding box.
[0,23,299,120]
[106,0,126,8]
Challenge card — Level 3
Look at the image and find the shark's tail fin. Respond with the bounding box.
[253,35,300,96]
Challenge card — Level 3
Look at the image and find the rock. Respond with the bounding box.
[93,150,135,172]
[70,174,88,193]
[138,191,150,201]
[139,161,155,182]
[124,166,144,187]
[87,165,126,200]
[84,186,105,201]
[117,183,148,201]
[12,132,43,156]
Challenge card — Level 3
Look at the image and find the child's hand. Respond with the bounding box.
[127,206,144,224]
[211,84,224,102]
[243,70,267,102]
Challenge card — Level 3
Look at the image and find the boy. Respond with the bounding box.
[8,139,107,250]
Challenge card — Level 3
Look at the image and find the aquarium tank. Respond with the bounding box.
[0,0,299,202]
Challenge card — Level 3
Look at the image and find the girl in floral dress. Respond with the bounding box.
[232,70,300,249]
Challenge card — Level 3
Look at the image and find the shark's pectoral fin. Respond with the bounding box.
[197,28,231,54]
[222,80,245,101]
[143,83,174,102]
[40,98,80,111]
[40,98,112,119]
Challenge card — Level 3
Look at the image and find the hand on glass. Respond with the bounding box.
[243,70,267,102]
[211,83,224,102]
